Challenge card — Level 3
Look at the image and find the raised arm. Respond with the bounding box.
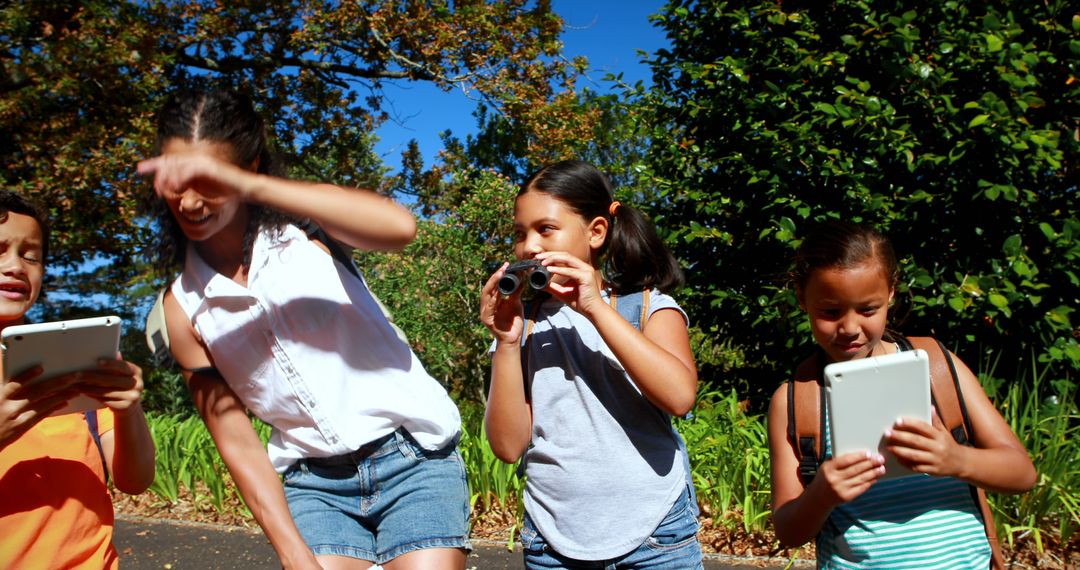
[479,265,532,463]
[137,152,416,252]
[537,251,697,416]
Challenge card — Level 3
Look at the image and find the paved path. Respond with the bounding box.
[114,516,804,569]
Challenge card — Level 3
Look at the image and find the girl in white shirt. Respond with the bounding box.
[138,89,468,570]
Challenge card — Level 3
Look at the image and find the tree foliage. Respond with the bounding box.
[360,169,517,401]
[636,0,1079,398]
[1,0,587,354]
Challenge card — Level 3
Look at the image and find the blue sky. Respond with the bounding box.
[371,1,669,172]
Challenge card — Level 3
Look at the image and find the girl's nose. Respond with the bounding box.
[178,189,205,213]
[522,234,544,256]
[837,313,859,336]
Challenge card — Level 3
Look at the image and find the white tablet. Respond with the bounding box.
[2,316,123,416]
[824,349,931,480]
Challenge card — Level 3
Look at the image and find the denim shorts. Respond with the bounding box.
[519,485,703,569]
[282,429,472,564]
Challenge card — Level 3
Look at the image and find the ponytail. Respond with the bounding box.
[520,160,684,295]
[605,203,684,295]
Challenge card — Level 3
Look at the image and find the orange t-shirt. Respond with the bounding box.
[0,409,119,569]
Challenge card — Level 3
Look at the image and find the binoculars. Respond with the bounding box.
[497,260,552,295]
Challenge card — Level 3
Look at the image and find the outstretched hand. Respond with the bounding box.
[480,263,525,345]
[885,408,963,477]
[0,367,79,449]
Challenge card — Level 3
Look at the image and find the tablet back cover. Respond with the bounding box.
[824,349,931,480]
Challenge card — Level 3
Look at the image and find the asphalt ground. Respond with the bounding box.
[114,516,806,569]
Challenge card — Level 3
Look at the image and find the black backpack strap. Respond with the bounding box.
[790,352,825,486]
[303,220,361,279]
[85,410,109,484]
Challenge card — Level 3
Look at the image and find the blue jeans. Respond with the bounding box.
[282,429,471,564]
[519,485,703,569]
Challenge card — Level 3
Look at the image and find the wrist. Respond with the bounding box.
[494,339,522,352]
[112,401,144,419]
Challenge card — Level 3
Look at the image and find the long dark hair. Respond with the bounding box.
[791,221,898,292]
[145,89,296,274]
[519,160,684,295]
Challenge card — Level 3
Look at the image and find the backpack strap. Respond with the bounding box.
[789,352,825,486]
[904,336,1004,570]
[84,410,109,485]
[906,337,972,445]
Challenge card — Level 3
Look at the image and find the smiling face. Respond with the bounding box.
[512,190,606,274]
[799,260,895,363]
[159,138,248,244]
[0,212,44,327]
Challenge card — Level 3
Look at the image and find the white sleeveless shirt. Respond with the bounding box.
[170,224,461,472]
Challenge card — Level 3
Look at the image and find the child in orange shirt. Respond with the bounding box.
[0,188,155,569]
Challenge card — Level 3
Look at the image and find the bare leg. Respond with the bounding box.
[316,554,376,570]
[382,547,467,570]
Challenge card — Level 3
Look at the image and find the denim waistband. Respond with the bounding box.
[302,429,400,467]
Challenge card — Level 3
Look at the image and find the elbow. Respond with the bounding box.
[771,514,812,549]
[1015,463,1038,494]
[386,213,417,250]
[663,382,698,418]
[669,393,696,418]
[488,438,525,464]
[114,462,156,495]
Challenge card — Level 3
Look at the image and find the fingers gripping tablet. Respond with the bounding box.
[824,350,932,480]
[2,316,122,416]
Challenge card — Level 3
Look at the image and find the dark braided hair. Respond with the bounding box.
[519,160,684,295]
[145,89,297,274]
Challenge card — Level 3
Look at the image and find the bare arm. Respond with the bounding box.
[586,305,697,416]
[479,265,532,463]
[886,350,1036,494]
[538,251,697,416]
[768,383,886,547]
[163,293,320,570]
[88,358,155,494]
[137,153,416,252]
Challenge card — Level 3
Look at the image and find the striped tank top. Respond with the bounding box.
[817,404,992,568]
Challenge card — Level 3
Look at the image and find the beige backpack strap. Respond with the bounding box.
[640,288,651,330]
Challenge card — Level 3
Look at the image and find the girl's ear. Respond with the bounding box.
[587,215,609,251]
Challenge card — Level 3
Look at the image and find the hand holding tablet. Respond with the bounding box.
[824,350,932,480]
[2,316,123,416]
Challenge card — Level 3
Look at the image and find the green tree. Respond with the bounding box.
[360,168,517,402]
[0,0,586,277]
[1,1,590,382]
[637,0,1079,400]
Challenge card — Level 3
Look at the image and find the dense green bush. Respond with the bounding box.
[636,0,1079,403]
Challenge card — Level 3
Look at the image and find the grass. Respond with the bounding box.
[138,363,1077,558]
